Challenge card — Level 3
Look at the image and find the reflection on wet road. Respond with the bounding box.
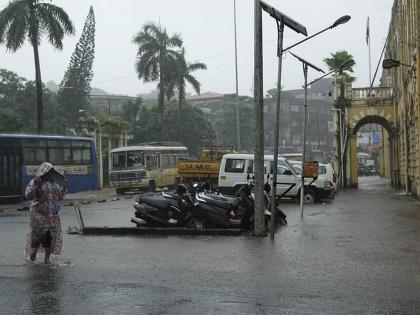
[1,177,420,314]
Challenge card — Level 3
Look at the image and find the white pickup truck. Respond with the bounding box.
[218,153,334,203]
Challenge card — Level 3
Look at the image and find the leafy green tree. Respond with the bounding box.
[324,50,356,82]
[213,101,255,152]
[166,48,206,139]
[133,22,183,140]
[131,102,215,155]
[0,0,75,133]
[59,6,95,126]
[0,69,63,133]
[120,97,143,123]
[0,68,26,108]
[0,110,25,132]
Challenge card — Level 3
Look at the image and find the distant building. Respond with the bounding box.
[264,78,335,160]
[187,79,335,161]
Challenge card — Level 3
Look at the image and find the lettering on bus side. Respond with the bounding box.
[26,165,88,175]
[185,164,212,171]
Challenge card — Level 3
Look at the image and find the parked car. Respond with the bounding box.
[218,154,333,203]
[288,161,336,198]
[318,163,337,192]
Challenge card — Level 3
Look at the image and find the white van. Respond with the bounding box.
[218,153,333,203]
[288,161,336,196]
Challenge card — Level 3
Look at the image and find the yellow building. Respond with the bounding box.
[381,0,420,195]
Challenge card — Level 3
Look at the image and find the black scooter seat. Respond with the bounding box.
[162,192,182,200]
[199,195,237,209]
[138,195,171,209]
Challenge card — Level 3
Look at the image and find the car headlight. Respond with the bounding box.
[324,181,332,188]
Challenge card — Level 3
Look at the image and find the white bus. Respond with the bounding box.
[109,143,188,194]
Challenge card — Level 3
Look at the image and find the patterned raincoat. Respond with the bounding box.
[24,162,67,259]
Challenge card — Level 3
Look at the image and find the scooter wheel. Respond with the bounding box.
[187,219,204,230]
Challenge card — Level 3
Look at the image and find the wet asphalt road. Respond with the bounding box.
[1,176,420,314]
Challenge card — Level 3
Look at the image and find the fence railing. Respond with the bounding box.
[351,87,393,99]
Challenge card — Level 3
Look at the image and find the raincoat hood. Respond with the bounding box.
[36,162,65,181]
[36,162,54,177]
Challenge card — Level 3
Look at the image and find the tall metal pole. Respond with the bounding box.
[234,0,241,152]
[340,109,345,188]
[300,63,308,217]
[269,21,284,240]
[253,0,265,235]
[367,17,372,86]
[98,124,103,189]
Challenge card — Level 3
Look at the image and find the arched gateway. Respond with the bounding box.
[333,81,395,188]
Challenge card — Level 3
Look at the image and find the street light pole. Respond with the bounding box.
[269,20,285,240]
[234,0,241,152]
[258,1,307,240]
[300,63,309,217]
[256,1,349,237]
[289,52,324,218]
[254,0,266,235]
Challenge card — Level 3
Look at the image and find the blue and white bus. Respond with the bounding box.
[0,134,97,200]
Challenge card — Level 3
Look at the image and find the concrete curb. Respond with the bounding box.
[81,226,246,236]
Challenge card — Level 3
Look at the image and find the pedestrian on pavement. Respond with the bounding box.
[24,162,68,264]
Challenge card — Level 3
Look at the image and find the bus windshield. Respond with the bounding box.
[112,150,145,170]
[127,150,144,168]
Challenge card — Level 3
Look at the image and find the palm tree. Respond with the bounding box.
[167,48,206,140]
[324,50,356,82]
[0,0,75,133]
[133,22,183,140]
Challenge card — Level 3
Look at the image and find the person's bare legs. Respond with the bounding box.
[30,248,37,261]
[44,247,51,264]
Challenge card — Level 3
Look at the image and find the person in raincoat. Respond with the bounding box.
[24,162,68,264]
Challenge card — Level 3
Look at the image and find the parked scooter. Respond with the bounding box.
[262,181,287,226]
[189,183,268,230]
[247,173,287,226]
[132,184,195,227]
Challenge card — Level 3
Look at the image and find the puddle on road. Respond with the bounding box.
[22,258,74,268]
[399,210,420,221]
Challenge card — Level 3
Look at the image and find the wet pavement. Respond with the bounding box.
[1,176,420,314]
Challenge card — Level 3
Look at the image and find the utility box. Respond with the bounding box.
[303,161,319,179]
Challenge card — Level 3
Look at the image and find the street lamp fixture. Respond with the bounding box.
[289,52,324,218]
[307,59,355,86]
[260,0,307,35]
[283,15,351,52]
[382,58,415,70]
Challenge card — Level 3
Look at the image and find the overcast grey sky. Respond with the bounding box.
[0,0,393,97]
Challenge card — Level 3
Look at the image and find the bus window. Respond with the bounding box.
[23,148,47,165]
[72,148,91,164]
[146,155,158,169]
[112,152,126,170]
[48,148,64,164]
[63,148,72,164]
[127,151,144,168]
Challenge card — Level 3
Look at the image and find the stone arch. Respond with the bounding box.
[346,114,396,188]
[351,115,394,138]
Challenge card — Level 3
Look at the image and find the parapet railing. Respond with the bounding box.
[351,87,393,99]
